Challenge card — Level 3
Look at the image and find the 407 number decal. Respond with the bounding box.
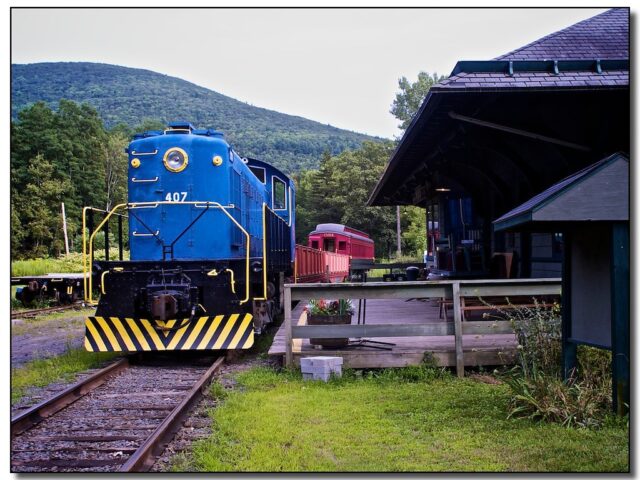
[165,192,188,202]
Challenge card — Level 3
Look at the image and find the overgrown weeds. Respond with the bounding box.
[493,300,614,428]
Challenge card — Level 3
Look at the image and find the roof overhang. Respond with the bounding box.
[367,60,629,209]
[493,152,629,232]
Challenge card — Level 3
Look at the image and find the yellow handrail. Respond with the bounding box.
[83,200,251,305]
[255,203,291,300]
[254,203,269,301]
[82,206,129,303]
[86,203,128,304]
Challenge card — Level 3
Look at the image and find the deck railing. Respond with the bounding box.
[284,279,561,376]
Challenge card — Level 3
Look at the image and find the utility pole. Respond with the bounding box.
[61,202,70,255]
[396,205,402,258]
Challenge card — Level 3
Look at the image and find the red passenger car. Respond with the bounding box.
[307,223,375,260]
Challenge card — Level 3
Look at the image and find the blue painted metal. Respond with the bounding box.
[127,124,296,263]
[246,158,297,262]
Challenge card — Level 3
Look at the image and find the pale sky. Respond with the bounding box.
[11,8,608,138]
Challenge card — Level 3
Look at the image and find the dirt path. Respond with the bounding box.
[11,312,89,369]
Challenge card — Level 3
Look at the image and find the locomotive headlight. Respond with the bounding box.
[163,147,189,172]
[212,155,223,167]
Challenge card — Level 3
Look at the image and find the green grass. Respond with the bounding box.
[11,347,121,404]
[173,367,628,472]
[11,250,130,276]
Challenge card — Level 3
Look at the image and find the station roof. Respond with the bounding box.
[368,8,629,209]
[493,152,628,231]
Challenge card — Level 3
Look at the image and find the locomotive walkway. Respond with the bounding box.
[268,279,561,371]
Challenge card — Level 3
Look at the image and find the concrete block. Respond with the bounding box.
[303,364,342,375]
[302,372,335,382]
[300,356,343,370]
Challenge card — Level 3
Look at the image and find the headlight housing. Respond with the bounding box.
[163,147,188,172]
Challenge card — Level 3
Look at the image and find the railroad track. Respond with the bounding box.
[11,355,224,472]
[11,303,85,320]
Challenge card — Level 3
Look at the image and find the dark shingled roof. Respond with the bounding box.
[435,69,628,90]
[368,8,630,207]
[434,8,629,91]
[496,8,629,60]
[493,152,629,229]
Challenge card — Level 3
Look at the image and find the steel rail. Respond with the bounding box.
[120,356,225,472]
[11,358,130,437]
[11,303,83,320]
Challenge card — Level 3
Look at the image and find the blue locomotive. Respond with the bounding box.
[84,122,295,352]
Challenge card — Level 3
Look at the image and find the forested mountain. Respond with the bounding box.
[11,62,381,172]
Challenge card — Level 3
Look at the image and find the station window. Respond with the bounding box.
[272,177,287,210]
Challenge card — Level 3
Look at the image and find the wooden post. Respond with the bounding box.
[561,230,577,380]
[611,222,629,415]
[284,285,293,367]
[452,281,464,377]
[396,205,402,258]
[61,203,70,255]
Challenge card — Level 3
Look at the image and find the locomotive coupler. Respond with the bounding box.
[151,293,179,321]
[142,270,197,321]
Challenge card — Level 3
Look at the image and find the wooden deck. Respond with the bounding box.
[268,298,517,368]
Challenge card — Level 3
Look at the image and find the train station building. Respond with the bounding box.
[368,8,629,412]
[368,8,629,280]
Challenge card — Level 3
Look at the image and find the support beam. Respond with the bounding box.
[284,286,292,367]
[449,111,591,152]
[452,282,464,377]
[561,230,577,379]
[610,222,629,415]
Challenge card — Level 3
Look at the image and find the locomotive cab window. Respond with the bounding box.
[338,241,347,251]
[249,166,266,184]
[272,177,287,210]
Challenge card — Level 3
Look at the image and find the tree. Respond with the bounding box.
[14,155,73,257]
[11,100,109,258]
[401,206,427,257]
[390,71,446,133]
[103,132,129,211]
[295,141,398,258]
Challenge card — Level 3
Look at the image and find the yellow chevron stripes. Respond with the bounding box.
[197,315,224,350]
[84,314,254,352]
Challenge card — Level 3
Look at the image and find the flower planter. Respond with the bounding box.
[307,313,352,348]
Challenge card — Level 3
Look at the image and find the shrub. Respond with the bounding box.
[498,301,613,428]
[504,364,612,428]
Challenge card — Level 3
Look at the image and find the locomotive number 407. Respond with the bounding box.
[165,192,188,202]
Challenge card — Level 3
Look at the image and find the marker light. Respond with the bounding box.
[163,147,188,172]
[131,158,141,168]
[213,155,223,167]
